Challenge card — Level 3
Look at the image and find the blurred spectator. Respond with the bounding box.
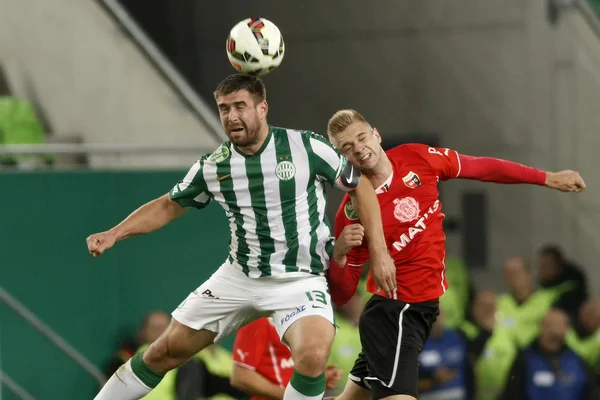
[501,309,594,400]
[567,298,600,367]
[537,245,588,321]
[0,96,50,168]
[328,292,362,396]
[498,256,569,349]
[231,317,341,399]
[459,290,517,400]
[104,310,170,377]
[418,310,470,400]
[439,257,474,329]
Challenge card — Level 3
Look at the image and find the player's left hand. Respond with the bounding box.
[369,251,397,298]
[545,170,586,192]
[324,365,343,390]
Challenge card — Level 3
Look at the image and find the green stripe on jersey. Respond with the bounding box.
[245,153,275,277]
[274,129,299,273]
[303,132,326,275]
[216,150,250,275]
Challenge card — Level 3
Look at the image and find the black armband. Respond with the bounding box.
[336,161,361,191]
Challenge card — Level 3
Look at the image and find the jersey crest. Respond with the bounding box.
[402,171,421,189]
[393,197,420,223]
[275,160,296,180]
[209,145,230,163]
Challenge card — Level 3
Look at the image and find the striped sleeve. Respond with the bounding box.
[169,155,213,209]
[307,132,360,192]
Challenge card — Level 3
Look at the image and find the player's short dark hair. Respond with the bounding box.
[213,74,266,104]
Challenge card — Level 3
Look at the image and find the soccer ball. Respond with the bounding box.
[226,18,285,76]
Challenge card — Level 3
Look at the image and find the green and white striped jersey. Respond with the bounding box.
[169,126,354,278]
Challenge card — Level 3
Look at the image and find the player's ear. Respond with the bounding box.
[372,127,382,144]
[258,100,268,120]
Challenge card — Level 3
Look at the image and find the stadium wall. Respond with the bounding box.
[0,0,222,169]
[0,171,229,399]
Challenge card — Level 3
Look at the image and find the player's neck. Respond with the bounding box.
[364,153,393,189]
[236,124,270,155]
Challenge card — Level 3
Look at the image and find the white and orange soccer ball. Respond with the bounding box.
[226,18,285,76]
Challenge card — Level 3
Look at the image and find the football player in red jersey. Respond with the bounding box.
[231,318,342,400]
[324,109,585,400]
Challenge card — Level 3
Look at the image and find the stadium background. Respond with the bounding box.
[1,0,600,398]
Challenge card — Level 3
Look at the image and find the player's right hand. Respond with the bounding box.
[332,224,364,265]
[337,224,365,252]
[86,231,117,257]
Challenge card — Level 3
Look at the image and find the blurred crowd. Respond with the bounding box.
[429,245,599,400]
[102,244,599,400]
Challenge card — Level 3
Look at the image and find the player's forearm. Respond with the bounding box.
[458,155,546,185]
[110,194,188,241]
[332,240,348,266]
[350,179,387,255]
[230,367,285,400]
[328,259,361,305]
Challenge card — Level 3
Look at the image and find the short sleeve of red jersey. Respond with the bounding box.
[400,143,461,181]
[232,319,269,370]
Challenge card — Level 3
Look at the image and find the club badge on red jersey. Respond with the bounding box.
[402,171,421,189]
[393,197,420,223]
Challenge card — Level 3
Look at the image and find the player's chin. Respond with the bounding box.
[229,132,249,146]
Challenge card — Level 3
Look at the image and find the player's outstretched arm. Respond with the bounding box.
[86,193,188,257]
[457,155,586,192]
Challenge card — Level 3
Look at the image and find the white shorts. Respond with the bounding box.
[171,260,335,342]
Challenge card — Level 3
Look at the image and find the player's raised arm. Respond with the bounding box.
[86,158,213,257]
[420,144,586,192]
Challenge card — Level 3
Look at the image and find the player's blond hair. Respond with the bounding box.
[327,109,369,146]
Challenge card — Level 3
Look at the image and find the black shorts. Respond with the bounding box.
[349,295,439,399]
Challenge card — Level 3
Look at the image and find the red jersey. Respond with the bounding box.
[335,144,459,303]
[232,318,294,400]
[331,143,547,304]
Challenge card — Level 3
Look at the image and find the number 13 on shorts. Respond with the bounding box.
[305,290,328,308]
[269,278,335,339]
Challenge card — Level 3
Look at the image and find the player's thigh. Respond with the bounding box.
[263,275,336,345]
[346,351,371,392]
[359,296,438,399]
[331,378,371,400]
[172,261,259,342]
[282,314,335,365]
